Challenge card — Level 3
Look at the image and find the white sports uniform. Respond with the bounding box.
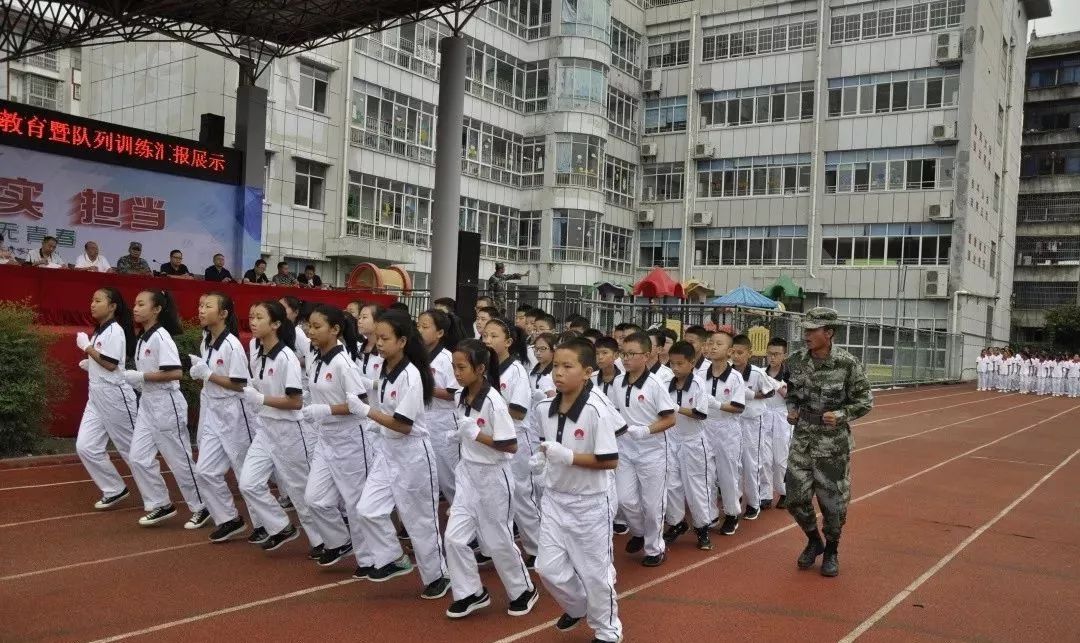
[1052,360,1066,396]
[193,331,262,527]
[693,355,712,381]
[445,384,534,603]
[128,325,205,513]
[302,345,374,566]
[355,358,447,585]
[612,369,677,558]
[704,363,747,519]
[592,366,626,527]
[1068,360,1080,397]
[499,356,541,558]
[663,374,716,530]
[761,365,790,502]
[427,346,460,503]
[76,320,141,500]
[534,387,623,643]
[736,363,776,511]
[976,355,990,391]
[354,343,385,454]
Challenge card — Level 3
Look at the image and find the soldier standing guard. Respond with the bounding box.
[784,307,873,577]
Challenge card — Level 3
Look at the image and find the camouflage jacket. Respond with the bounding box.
[785,345,874,430]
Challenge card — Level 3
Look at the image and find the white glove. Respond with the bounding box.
[708,396,725,413]
[76,332,91,352]
[123,370,144,387]
[531,389,547,405]
[243,386,265,407]
[456,417,481,442]
[529,451,547,475]
[347,396,370,418]
[78,359,89,372]
[188,356,211,381]
[301,404,332,423]
[541,441,574,466]
[359,375,374,391]
[627,425,651,441]
[447,430,461,447]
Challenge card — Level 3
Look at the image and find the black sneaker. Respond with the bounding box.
[776,494,787,509]
[663,521,689,544]
[625,536,644,554]
[743,505,760,521]
[475,552,493,567]
[759,499,773,510]
[797,539,825,570]
[642,552,665,567]
[278,496,294,511]
[94,488,129,510]
[421,576,452,600]
[523,554,537,570]
[138,504,176,526]
[247,526,270,544]
[513,524,520,540]
[397,526,410,541]
[555,613,582,632]
[446,588,491,618]
[353,565,374,580]
[209,516,246,543]
[506,587,539,616]
[821,552,839,577]
[318,542,354,567]
[467,538,480,551]
[720,515,739,536]
[696,527,713,551]
[612,522,629,535]
[308,544,325,560]
[261,524,299,551]
[368,555,413,582]
[184,508,211,530]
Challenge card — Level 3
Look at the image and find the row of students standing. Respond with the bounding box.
[976,348,1080,397]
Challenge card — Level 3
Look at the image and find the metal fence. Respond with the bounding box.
[388,288,962,387]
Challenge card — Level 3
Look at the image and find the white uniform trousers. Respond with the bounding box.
[738,415,764,510]
[977,372,988,391]
[1053,377,1065,396]
[194,394,257,525]
[303,424,372,561]
[664,437,682,525]
[762,408,790,498]
[355,437,447,585]
[615,444,668,558]
[1070,378,1080,397]
[427,410,459,504]
[445,460,534,601]
[756,414,775,502]
[509,428,542,557]
[707,418,742,518]
[238,417,332,547]
[76,382,139,498]
[664,432,717,529]
[1041,377,1052,395]
[537,488,622,643]
[128,389,204,512]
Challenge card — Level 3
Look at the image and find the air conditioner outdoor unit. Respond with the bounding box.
[643,69,661,93]
[692,143,715,159]
[931,122,958,142]
[690,211,712,227]
[640,143,657,157]
[643,186,656,200]
[637,209,655,224]
[922,269,949,299]
[934,33,962,65]
[928,201,954,221]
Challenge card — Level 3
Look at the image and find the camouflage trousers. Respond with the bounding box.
[784,424,852,542]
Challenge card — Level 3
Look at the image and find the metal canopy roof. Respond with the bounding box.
[1,0,494,72]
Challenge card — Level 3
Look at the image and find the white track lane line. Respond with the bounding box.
[854,398,1046,452]
[0,507,141,529]
[75,403,1080,643]
[0,476,133,491]
[839,446,1080,642]
[0,541,210,582]
[853,393,1021,427]
[874,390,978,407]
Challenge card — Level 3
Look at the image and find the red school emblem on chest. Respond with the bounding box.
[390,390,397,398]
[501,382,507,390]
[144,348,152,356]
[216,358,225,366]
[573,428,585,440]
[267,368,275,376]
[373,363,380,370]
[689,397,694,405]
[325,372,333,381]
[637,394,645,402]
[477,418,486,427]
[95,342,102,349]
[723,388,730,395]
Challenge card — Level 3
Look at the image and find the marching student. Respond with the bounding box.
[353,309,450,598]
[74,287,142,511]
[703,330,746,535]
[591,335,629,537]
[682,326,712,380]
[475,305,498,340]
[529,333,557,395]
[976,349,990,391]
[124,289,207,528]
[352,302,386,385]
[646,329,675,384]
[189,292,262,542]
[1069,354,1080,398]
[612,331,677,566]
[533,339,623,643]
[418,309,466,504]
[661,341,715,551]
[1039,354,1052,396]
[730,334,776,522]
[483,317,541,567]
[762,337,791,510]
[1052,355,1066,397]
[443,339,539,619]
[238,300,343,553]
[1019,352,1034,395]
[301,304,375,570]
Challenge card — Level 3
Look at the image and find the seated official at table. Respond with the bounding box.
[204,253,234,283]
[159,249,195,279]
[271,261,298,287]
[0,233,16,265]
[32,236,67,269]
[297,264,326,289]
[242,258,270,284]
[73,241,112,272]
[115,241,153,275]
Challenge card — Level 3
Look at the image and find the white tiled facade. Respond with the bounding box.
[2,45,82,115]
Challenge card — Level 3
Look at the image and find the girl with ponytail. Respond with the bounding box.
[417,308,465,503]
[124,289,207,529]
[353,309,450,597]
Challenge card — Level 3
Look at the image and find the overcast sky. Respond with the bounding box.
[1031,0,1080,37]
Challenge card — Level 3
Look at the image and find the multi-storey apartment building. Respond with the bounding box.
[2,43,82,114]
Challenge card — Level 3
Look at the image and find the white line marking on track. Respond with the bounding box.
[967,455,1053,468]
[853,398,1045,453]
[839,446,1080,643]
[853,393,1020,427]
[0,476,132,491]
[0,541,209,582]
[0,507,140,529]
[874,390,977,407]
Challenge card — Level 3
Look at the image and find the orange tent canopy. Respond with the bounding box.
[633,267,685,299]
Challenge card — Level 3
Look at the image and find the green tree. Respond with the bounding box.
[1044,304,1080,353]
[0,301,65,456]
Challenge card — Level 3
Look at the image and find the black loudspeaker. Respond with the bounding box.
[199,113,226,147]
[456,231,482,327]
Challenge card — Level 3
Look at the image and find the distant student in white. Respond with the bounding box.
[703,331,746,535]
[124,290,207,528]
[74,287,141,511]
[1052,355,1066,397]
[442,339,539,619]
[417,308,466,504]
[533,338,623,643]
[762,337,791,510]
[1068,355,1080,398]
[976,349,990,391]
[730,333,776,521]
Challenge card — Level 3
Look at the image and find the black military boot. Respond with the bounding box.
[797,528,825,570]
[821,539,839,577]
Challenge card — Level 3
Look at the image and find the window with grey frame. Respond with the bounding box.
[1015,237,1080,266]
[523,60,550,113]
[825,146,956,193]
[521,137,546,187]
[641,162,684,201]
[827,68,959,117]
[484,0,551,39]
[610,19,642,77]
[638,228,681,267]
[460,197,521,260]
[700,82,814,128]
[1012,282,1079,309]
[644,96,688,133]
[647,32,690,69]
[600,223,634,274]
[820,223,952,266]
[829,0,965,44]
[299,63,329,113]
[694,226,808,267]
[701,18,818,62]
[552,209,600,264]
[554,133,604,189]
[553,58,606,110]
[562,0,610,41]
[346,172,433,247]
[1016,193,1080,224]
[462,117,523,186]
[294,159,326,210]
[607,85,639,142]
[604,155,636,208]
[352,81,436,164]
[697,155,812,198]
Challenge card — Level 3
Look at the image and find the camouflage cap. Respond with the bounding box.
[801,306,840,330]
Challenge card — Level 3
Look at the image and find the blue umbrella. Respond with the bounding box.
[708,285,779,309]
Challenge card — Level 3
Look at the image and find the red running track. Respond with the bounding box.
[1,383,1077,643]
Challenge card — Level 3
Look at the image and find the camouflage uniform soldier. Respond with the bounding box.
[784,307,873,577]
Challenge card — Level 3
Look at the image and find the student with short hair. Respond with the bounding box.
[592,334,629,537]
[703,331,746,535]
[682,326,712,379]
[433,297,456,314]
[730,334,776,521]
[976,349,990,391]
[761,337,791,510]
[645,329,675,385]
